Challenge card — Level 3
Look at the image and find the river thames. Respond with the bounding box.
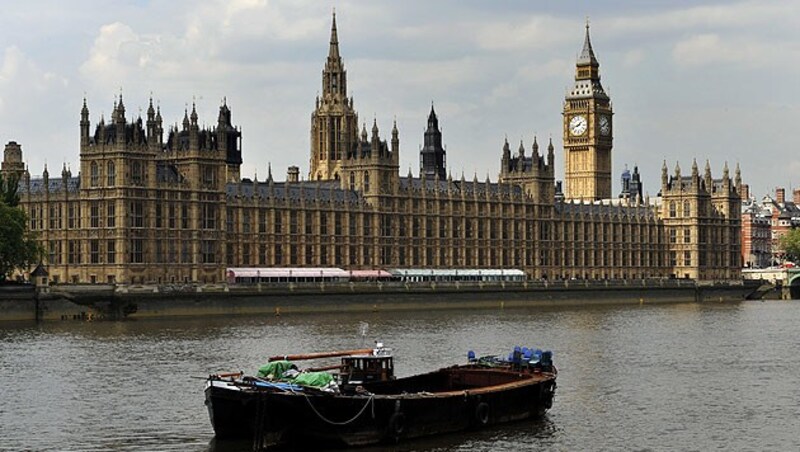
[1,299,799,451]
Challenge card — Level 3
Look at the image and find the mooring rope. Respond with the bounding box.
[303,393,376,426]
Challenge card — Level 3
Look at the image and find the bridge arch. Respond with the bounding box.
[787,270,800,300]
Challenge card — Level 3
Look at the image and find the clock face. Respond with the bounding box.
[569,115,588,136]
[599,115,611,136]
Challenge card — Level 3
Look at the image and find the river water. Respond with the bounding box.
[1,299,799,451]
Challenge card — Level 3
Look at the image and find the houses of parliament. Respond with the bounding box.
[2,14,742,285]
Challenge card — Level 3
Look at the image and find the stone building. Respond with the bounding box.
[4,14,742,284]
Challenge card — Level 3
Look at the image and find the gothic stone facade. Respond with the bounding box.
[5,15,742,284]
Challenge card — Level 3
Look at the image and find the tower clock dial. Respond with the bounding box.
[569,115,588,136]
[599,115,611,136]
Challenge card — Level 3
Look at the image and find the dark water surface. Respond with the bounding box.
[2,299,800,451]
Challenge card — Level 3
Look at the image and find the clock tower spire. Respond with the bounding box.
[563,19,613,201]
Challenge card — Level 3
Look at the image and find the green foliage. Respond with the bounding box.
[780,228,800,263]
[0,172,20,207]
[0,198,40,282]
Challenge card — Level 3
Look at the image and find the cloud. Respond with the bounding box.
[0,46,69,117]
[606,1,800,35]
[671,33,794,69]
[80,22,162,92]
[474,15,576,52]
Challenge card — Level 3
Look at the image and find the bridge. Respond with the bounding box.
[742,267,800,299]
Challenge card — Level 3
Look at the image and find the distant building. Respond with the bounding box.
[740,185,771,268]
[4,13,742,284]
[619,165,642,202]
[760,187,800,265]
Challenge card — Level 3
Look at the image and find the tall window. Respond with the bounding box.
[258,210,267,233]
[68,204,79,229]
[107,240,115,264]
[241,209,250,233]
[363,171,370,192]
[132,161,143,185]
[107,203,116,228]
[48,241,60,265]
[669,201,676,217]
[90,161,99,187]
[155,204,163,228]
[169,204,176,229]
[349,172,355,191]
[68,241,80,264]
[181,205,189,229]
[90,240,100,264]
[203,204,217,230]
[130,239,143,263]
[90,201,100,228]
[683,201,691,217]
[226,209,235,233]
[107,161,115,186]
[202,240,216,263]
[129,202,144,228]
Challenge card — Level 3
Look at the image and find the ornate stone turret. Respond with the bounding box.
[391,119,399,157]
[499,131,556,203]
[217,98,242,182]
[420,103,446,180]
[1,141,26,180]
[734,163,742,193]
[80,98,90,147]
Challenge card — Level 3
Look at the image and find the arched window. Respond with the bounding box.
[363,171,370,192]
[349,172,355,191]
[669,201,676,218]
[90,161,99,187]
[683,201,691,217]
[132,161,143,185]
[106,161,115,186]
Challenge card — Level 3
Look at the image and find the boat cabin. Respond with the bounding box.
[339,353,394,385]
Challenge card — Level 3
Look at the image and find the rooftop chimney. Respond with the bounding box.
[287,166,300,183]
[794,188,800,205]
[740,184,750,201]
[776,187,786,204]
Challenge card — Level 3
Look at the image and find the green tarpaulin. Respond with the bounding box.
[255,361,335,389]
[256,360,295,379]
[293,371,334,388]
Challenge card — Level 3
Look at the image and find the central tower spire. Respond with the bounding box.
[310,11,359,181]
[329,11,340,61]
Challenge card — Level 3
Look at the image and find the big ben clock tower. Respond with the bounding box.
[563,21,612,201]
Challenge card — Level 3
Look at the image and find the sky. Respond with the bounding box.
[0,0,798,199]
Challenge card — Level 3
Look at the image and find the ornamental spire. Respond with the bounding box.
[329,10,340,61]
[578,17,599,67]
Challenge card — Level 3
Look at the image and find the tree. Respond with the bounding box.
[0,172,20,207]
[780,228,800,264]
[0,173,39,282]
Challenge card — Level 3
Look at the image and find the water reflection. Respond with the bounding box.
[205,417,560,452]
